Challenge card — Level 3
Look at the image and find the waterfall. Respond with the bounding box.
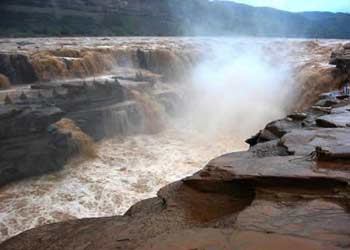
[130,90,166,134]
[101,109,130,137]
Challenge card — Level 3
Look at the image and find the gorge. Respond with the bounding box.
[0,37,349,249]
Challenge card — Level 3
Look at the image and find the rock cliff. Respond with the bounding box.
[0,70,182,187]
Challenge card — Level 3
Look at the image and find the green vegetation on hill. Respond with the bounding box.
[0,0,350,38]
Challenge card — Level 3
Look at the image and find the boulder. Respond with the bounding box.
[0,93,99,186]
[264,119,300,138]
[0,73,10,89]
[0,53,38,84]
[0,118,86,187]
[0,105,65,140]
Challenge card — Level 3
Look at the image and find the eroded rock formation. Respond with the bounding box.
[0,53,38,84]
[1,77,350,250]
[0,74,10,89]
[0,39,199,85]
[0,71,181,187]
[331,42,350,74]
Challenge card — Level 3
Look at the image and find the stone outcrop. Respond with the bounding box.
[292,65,347,111]
[330,42,350,74]
[1,87,349,249]
[0,71,182,187]
[0,43,198,85]
[0,107,76,186]
[0,73,10,89]
[0,53,38,84]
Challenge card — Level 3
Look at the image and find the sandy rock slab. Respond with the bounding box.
[136,229,328,250]
[281,128,350,156]
[186,151,350,185]
[237,199,350,248]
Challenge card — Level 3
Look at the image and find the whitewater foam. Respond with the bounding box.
[0,118,246,242]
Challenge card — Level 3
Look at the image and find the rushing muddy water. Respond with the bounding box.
[0,118,246,242]
[0,37,348,242]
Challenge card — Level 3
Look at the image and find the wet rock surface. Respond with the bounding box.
[317,113,350,127]
[0,72,181,187]
[330,42,350,72]
[0,117,85,187]
[0,53,38,84]
[1,88,350,249]
[0,38,200,85]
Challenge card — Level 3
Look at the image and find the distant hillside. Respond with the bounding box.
[0,0,350,38]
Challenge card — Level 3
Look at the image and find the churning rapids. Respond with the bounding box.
[0,118,247,242]
[0,37,347,242]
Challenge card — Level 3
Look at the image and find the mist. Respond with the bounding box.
[185,39,294,140]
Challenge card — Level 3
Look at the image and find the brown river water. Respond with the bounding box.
[0,37,348,242]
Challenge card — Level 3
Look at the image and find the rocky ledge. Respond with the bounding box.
[0,71,181,187]
[1,85,349,249]
[330,42,350,71]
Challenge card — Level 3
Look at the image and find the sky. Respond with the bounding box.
[230,0,350,13]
